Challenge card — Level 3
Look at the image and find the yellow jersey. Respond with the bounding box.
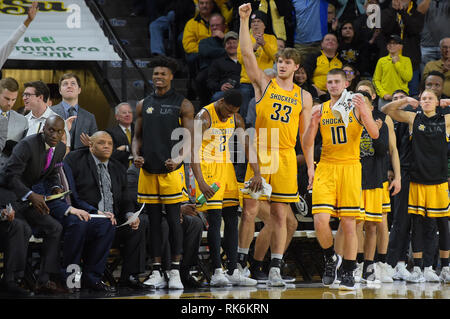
[319,100,363,164]
[199,102,236,163]
[254,78,303,150]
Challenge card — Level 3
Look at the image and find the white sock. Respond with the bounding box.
[238,247,249,254]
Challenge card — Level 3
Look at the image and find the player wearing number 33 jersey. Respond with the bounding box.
[244,78,304,203]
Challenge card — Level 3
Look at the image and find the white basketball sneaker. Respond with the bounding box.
[210,268,230,287]
[143,270,167,288]
[226,269,257,286]
[168,269,184,289]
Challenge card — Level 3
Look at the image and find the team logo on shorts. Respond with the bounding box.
[146,107,154,114]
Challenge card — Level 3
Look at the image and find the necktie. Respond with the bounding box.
[68,107,77,148]
[68,106,76,118]
[57,166,72,205]
[125,128,132,167]
[98,163,114,213]
[125,127,132,145]
[44,147,54,171]
[1,111,7,118]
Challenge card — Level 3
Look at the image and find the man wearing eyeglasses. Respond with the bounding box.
[23,81,71,151]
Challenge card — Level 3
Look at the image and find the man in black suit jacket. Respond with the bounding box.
[106,102,134,169]
[63,131,149,291]
[2,115,67,294]
[51,73,98,150]
[45,161,116,292]
[0,203,33,296]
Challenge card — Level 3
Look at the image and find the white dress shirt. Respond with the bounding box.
[25,107,71,147]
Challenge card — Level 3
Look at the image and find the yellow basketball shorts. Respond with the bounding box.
[408,181,450,217]
[382,181,391,213]
[137,165,189,204]
[195,162,239,211]
[360,188,383,223]
[312,161,362,218]
[243,148,299,203]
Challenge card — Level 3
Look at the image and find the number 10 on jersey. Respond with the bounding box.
[331,125,347,144]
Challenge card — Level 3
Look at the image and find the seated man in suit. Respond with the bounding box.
[51,73,98,150]
[2,115,67,294]
[0,202,33,296]
[45,162,116,292]
[62,131,149,291]
[106,102,134,169]
[0,77,29,173]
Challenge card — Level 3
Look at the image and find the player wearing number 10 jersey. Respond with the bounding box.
[303,68,380,290]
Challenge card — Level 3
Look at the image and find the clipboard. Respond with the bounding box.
[29,190,72,206]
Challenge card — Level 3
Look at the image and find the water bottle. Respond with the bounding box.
[196,182,221,205]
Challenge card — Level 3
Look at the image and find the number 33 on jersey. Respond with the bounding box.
[255,79,303,150]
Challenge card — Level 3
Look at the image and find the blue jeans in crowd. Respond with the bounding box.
[408,69,420,97]
[239,83,254,121]
[420,46,441,74]
[149,10,175,56]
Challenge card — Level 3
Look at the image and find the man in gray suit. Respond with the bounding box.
[0,77,28,172]
[51,73,97,150]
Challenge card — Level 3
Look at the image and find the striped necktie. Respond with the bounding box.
[57,166,72,205]
[98,163,114,213]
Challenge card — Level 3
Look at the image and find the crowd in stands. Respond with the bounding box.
[145,0,449,108]
[0,0,449,296]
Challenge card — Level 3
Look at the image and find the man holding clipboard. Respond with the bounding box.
[48,131,149,292]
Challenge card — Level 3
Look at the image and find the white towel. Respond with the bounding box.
[331,89,354,127]
[240,177,272,200]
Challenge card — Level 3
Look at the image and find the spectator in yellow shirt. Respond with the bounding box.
[182,0,220,99]
[373,35,413,108]
[237,10,278,120]
[303,33,343,102]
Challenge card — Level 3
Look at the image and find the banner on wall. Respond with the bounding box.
[0,0,121,61]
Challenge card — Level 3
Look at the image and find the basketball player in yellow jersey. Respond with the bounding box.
[238,3,314,287]
[303,68,380,290]
[191,89,260,287]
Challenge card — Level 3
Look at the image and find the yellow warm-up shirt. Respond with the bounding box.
[237,31,278,84]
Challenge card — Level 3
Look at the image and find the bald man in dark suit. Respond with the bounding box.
[1,115,67,294]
